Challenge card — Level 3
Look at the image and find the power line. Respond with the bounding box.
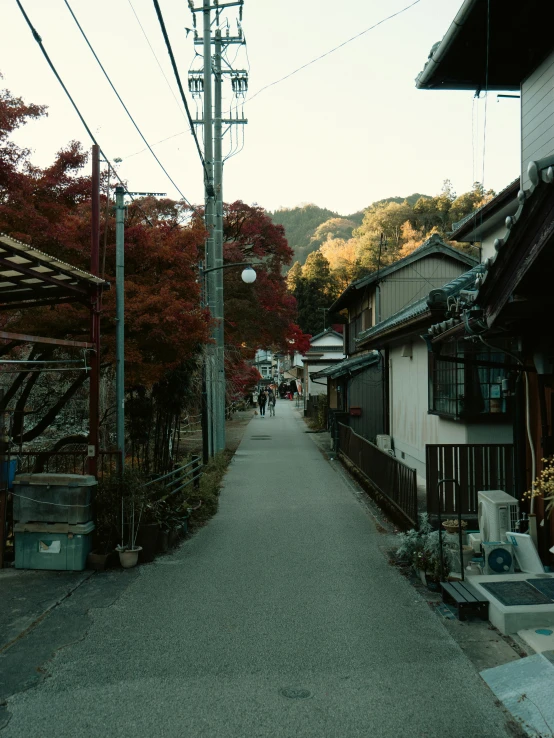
[152,0,209,183]
[243,0,422,107]
[127,0,188,122]
[63,0,195,210]
[14,0,159,228]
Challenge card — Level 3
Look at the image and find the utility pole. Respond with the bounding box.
[115,185,125,473]
[203,0,216,459]
[189,0,247,458]
[88,144,100,477]
[213,28,225,453]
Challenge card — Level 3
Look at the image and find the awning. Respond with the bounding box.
[311,351,380,380]
[0,233,108,309]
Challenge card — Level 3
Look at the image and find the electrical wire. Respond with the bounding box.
[481,0,490,190]
[15,0,155,227]
[242,0,422,107]
[127,0,187,122]
[63,0,195,210]
[152,0,209,183]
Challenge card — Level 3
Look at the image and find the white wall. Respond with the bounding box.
[522,50,554,189]
[388,341,512,479]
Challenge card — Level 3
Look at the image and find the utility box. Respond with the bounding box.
[14,521,95,571]
[12,474,96,524]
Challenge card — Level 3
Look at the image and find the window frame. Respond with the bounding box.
[428,340,513,422]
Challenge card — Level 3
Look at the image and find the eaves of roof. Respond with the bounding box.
[450,179,520,241]
[415,0,551,91]
[328,235,477,313]
[311,351,380,380]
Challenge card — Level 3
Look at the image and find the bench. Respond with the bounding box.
[440,581,489,621]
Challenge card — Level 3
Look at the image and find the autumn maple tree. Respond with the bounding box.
[0,79,308,449]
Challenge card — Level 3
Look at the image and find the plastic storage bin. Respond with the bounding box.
[14,521,95,571]
[12,473,96,524]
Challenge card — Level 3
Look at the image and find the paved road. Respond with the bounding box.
[3,401,513,737]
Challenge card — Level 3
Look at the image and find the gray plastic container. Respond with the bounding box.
[12,473,96,524]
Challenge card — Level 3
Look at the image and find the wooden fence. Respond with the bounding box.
[338,423,418,529]
[425,443,515,517]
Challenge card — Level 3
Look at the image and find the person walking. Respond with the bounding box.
[268,390,276,417]
[258,389,267,417]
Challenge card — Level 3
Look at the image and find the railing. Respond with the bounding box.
[426,443,515,517]
[145,455,203,499]
[338,423,417,529]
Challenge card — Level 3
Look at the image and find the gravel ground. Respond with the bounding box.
[2,400,517,737]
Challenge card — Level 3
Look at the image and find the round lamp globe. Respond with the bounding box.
[241,267,256,284]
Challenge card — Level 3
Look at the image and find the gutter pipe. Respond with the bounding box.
[416,0,478,89]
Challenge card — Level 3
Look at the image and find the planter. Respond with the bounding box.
[135,523,160,563]
[157,529,170,553]
[442,521,468,537]
[168,528,180,548]
[415,568,441,590]
[87,551,114,571]
[117,546,142,569]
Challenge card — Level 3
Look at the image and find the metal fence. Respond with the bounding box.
[338,423,418,529]
[14,450,120,478]
[426,443,515,517]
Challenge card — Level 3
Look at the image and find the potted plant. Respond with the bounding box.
[115,470,147,568]
[88,476,125,570]
[396,514,454,589]
[441,518,468,536]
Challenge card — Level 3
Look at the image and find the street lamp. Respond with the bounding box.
[200,261,257,463]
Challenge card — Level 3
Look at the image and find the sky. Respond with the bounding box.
[2,0,520,216]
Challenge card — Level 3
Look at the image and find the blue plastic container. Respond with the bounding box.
[0,460,17,488]
[14,521,95,571]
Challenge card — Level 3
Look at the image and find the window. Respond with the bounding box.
[429,340,515,420]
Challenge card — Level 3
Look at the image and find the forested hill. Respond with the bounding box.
[268,196,426,265]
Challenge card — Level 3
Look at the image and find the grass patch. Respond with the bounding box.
[187,450,233,531]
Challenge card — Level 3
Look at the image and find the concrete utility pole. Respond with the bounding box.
[203,0,216,458]
[190,0,247,458]
[115,185,125,473]
[213,28,225,453]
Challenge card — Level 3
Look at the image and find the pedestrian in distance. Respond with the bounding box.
[258,389,267,417]
[268,390,276,416]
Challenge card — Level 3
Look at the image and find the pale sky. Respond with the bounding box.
[2,0,520,216]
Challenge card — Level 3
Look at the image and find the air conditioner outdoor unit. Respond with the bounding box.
[376,434,392,452]
[477,490,519,543]
[481,542,515,575]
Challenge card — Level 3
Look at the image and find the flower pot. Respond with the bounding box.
[135,523,160,563]
[87,551,111,571]
[168,528,180,548]
[117,547,142,568]
[157,529,170,553]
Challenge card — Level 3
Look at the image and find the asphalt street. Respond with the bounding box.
[2,401,515,737]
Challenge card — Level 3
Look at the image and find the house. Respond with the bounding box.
[415,0,554,559]
[252,349,273,383]
[302,328,345,410]
[318,234,477,443]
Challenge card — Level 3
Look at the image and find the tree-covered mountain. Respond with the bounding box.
[268,196,426,266]
[285,182,496,335]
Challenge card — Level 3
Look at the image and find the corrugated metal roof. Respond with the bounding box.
[0,233,108,308]
[356,264,485,345]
